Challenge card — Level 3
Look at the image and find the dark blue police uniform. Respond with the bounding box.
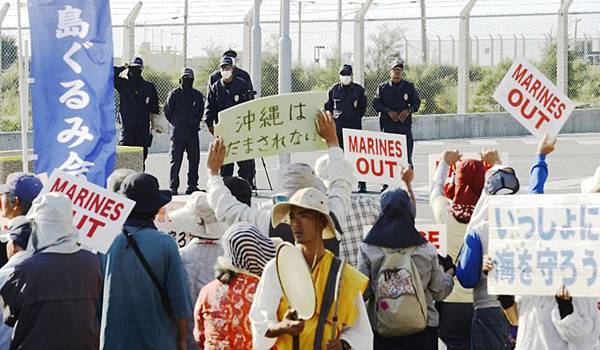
[208,67,253,92]
[205,76,256,185]
[372,79,420,166]
[114,66,159,162]
[164,85,204,194]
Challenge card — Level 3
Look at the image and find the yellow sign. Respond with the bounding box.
[214,92,329,164]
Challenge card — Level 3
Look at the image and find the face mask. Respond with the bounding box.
[127,68,142,82]
[221,70,233,80]
[340,75,352,86]
[181,78,194,90]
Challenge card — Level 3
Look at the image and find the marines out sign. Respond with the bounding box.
[493,58,576,138]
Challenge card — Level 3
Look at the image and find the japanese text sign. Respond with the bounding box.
[363,224,447,256]
[493,58,575,138]
[42,169,134,254]
[343,129,408,184]
[215,92,328,164]
[487,194,600,297]
[29,1,116,186]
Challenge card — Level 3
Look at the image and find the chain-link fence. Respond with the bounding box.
[1,1,600,131]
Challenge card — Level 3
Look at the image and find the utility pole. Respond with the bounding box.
[279,0,292,166]
[420,0,428,64]
[182,0,188,67]
[337,0,342,63]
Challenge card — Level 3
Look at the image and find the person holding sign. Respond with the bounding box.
[325,64,368,193]
[205,56,256,186]
[372,59,420,177]
[114,57,160,165]
[250,188,372,350]
[430,150,498,350]
[165,68,205,195]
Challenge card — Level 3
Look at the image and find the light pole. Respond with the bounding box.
[297,0,314,67]
[337,0,342,64]
[182,0,188,68]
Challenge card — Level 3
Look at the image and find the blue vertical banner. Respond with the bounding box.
[29,0,115,186]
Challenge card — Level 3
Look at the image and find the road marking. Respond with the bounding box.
[577,140,600,145]
[418,140,446,146]
[469,139,499,145]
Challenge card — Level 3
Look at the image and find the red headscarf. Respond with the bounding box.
[444,159,487,224]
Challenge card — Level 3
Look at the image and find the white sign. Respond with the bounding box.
[154,195,193,248]
[363,224,447,256]
[493,58,576,138]
[487,193,600,297]
[343,129,408,184]
[42,169,135,254]
[427,153,510,189]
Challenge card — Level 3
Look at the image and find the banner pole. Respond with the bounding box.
[16,0,29,173]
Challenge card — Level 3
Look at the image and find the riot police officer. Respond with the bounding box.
[324,64,368,193]
[114,57,159,164]
[164,68,204,195]
[205,56,256,186]
[208,49,253,92]
[373,59,420,190]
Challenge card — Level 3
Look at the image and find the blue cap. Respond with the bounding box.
[339,64,353,75]
[486,168,520,195]
[390,59,404,70]
[220,56,234,68]
[181,67,194,78]
[0,173,43,203]
[129,57,144,67]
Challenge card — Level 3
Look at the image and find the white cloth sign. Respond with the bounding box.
[487,193,600,297]
[493,58,575,138]
[42,169,135,253]
[343,129,408,184]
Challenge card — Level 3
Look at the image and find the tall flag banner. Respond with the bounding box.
[29,1,115,186]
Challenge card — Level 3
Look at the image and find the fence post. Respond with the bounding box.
[489,34,494,66]
[279,0,292,166]
[182,0,188,68]
[457,0,476,114]
[0,3,9,72]
[474,35,480,66]
[557,0,573,95]
[123,2,142,64]
[521,34,526,58]
[251,0,262,98]
[243,7,253,70]
[583,33,588,62]
[15,0,28,171]
[498,34,504,63]
[451,35,456,65]
[420,0,428,64]
[513,34,518,59]
[437,35,442,64]
[352,0,373,86]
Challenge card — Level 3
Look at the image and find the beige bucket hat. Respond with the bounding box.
[271,187,336,240]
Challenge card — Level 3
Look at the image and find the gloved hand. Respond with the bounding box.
[555,285,573,319]
[438,254,455,273]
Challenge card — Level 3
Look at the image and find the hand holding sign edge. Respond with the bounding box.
[206,137,226,176]
[316,109,339,147]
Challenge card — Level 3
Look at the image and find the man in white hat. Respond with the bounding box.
[205,110,353,253]
[250,187,373,350]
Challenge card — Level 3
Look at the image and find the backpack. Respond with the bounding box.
[374,247,428,337]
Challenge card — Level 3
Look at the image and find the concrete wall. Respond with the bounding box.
[2,109,599,153]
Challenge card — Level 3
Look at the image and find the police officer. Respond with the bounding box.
[373,59,420,190]
[208,49,253,92]
[205,56,256,186]
[114,57,159,165]
[164,68,204,195]
[324,64,368,193]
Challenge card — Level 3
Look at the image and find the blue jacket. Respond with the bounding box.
[204,76,252,128]
[456,154,548,288]
[164,87,204,141]
[372,80,420,133]
[324,82,367,133]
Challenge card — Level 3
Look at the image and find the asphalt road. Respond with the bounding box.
[146,132,600,224]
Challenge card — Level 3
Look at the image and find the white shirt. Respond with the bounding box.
[249,259,373,350]
[515,296,600,350]
[206,146,353,237]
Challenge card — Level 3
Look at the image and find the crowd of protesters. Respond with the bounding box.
[0,56,599,350]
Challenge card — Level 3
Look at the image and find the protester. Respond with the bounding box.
[324,63,368,193]
[205,56,256,186]
[205,109,353,255]
[455,164,518,349]
[314,153,380,267]
[250,187,373,349]
[106,168,136,193]
[481,135,600,350]
[430,150,498,349]
[0,193,101,349]
[208,49,253,92]
[0,173,43,266]
[175,191,227,350]
[114,57,160,164]
[359,174,454,349]
[581,165,600,194]
[373,58,420,192]
[100,173,192,350]
[165,68,205,195]
[194,222,276,349]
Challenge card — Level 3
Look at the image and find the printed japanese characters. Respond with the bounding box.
[493,58,575,139]
[214,92,329,164]
[487,193,600,297]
